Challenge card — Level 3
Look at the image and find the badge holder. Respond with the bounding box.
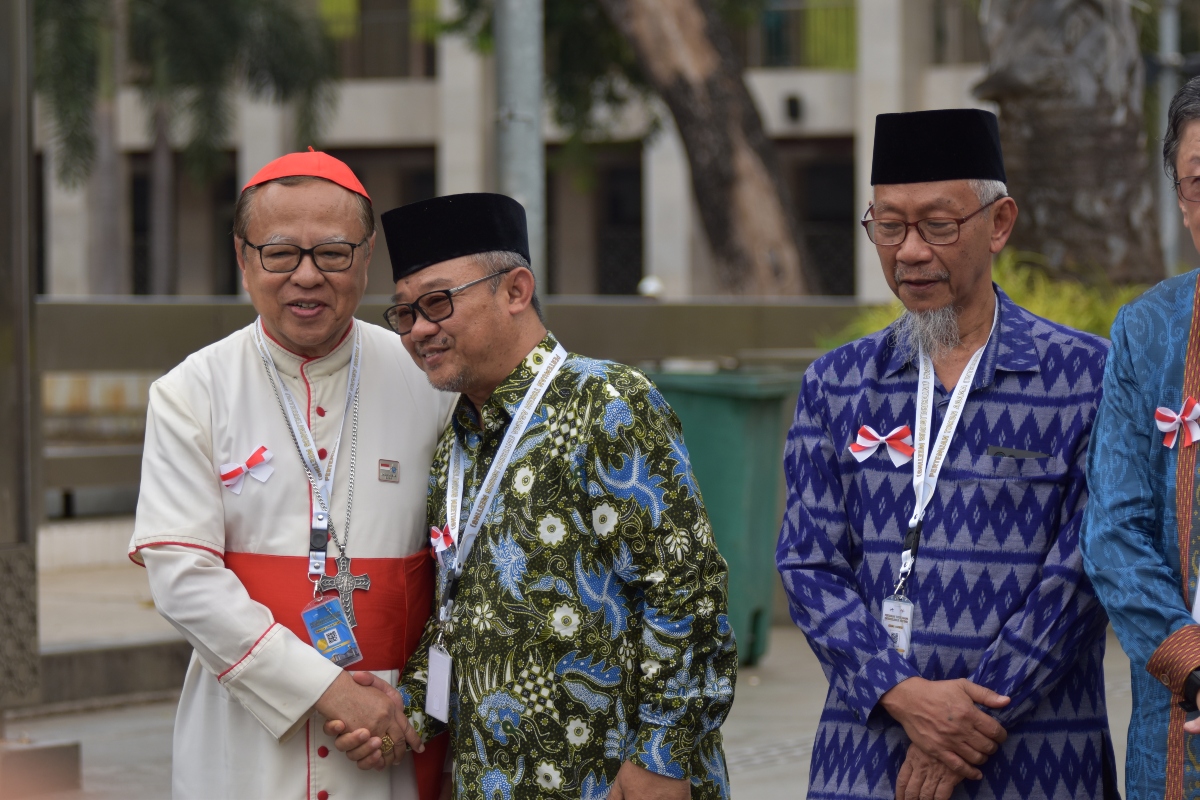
[882,522,919,658]
[426,580,459,723]
[301,511,363,668]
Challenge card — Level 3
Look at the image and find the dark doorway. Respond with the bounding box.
[597,165,643,295]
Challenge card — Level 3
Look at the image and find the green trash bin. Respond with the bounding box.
[647,369,802,666]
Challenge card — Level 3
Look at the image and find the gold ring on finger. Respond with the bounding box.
[380,735,395,754]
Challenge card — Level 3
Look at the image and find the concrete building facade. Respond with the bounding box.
[35,0,994,302]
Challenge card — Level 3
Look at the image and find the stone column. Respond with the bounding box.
[236,96,291,191]
[642,117,693,299]
[42,148,91,297]
[0,0,41,714]
[854,0,933,302]
[436,0,489,196]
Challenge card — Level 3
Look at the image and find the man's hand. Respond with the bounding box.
[879,677,1009,780]
[317,671,423,770]
[606,760,690,800]
[896,743,965,800]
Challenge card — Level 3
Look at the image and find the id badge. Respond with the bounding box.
[301,595,363,668]
[426,645,453,723]
[882,595,914,657]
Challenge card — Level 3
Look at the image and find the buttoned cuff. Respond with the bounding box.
[219,623,342,741]
[846,646,921,729]
[1147,624,1200,696]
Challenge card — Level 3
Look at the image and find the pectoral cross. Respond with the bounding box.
[317,553,371,628]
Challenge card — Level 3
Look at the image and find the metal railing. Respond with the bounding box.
[36,297,864,492]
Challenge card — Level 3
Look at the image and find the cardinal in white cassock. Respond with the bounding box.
[129,151,455,800]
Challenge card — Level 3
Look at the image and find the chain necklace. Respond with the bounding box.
[254,322,370,625]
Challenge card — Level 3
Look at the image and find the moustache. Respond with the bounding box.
[414,336,452,356]
[895,269,950,283]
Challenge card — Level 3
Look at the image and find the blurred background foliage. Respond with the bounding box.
[821,249,1149,346]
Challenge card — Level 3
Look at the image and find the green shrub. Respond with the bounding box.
[819,250,1149,347]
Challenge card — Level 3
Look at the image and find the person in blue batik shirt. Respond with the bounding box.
[777,108,1118,800]
[1083,76,1200,800]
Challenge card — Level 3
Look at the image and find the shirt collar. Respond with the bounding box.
[453,332,562,436]
[261,319,357,381]
[881,285,1040,387]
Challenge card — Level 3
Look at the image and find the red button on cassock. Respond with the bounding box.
[317,792,329,800]
[318,448,328,460]
[317,746,329,758]
[316,406,326,417]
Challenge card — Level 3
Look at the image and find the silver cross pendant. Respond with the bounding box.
[316,553,371,628]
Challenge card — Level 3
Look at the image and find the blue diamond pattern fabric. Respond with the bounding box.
[1082,270,1200,799]
[778,286,1118,798]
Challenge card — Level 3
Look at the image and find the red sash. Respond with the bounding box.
[225,549,447,800]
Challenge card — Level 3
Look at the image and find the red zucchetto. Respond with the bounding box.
[241,147,371,202]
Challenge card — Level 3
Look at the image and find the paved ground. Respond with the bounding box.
[722,625,1133,798]
[13,623,1134,799]
[14,516,1136,798]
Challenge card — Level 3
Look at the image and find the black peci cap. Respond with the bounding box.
[381,193,530,282]
[871,109,1006,186]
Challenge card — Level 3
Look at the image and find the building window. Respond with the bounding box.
[597,165,644,296]
[735,0,857,70]
[933,0,984,64]
[130,158,151,296]
[326,147,437,295]
[34,154,45,295]
[547,147,644,296]
[130,152,239,296]
[776,138,855,296]
[324,0,438,79]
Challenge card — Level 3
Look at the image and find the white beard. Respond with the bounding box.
[891,305,962,362]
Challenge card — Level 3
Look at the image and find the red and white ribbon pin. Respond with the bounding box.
[219,446,275,494]
[1156,397,1200,449]
[849,425,915,466]
[430,524,454,553]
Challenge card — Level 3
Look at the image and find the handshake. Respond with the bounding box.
[314,670,425,771]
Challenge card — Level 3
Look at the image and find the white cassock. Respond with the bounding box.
[129,319,455,800]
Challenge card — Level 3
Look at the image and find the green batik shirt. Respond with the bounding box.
[399,333,736,800]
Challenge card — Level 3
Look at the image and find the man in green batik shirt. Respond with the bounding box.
[324,193,736,799]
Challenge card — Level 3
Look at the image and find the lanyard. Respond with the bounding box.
[252,320,362,574]
[895,301,998,595]
[439,344,568,620]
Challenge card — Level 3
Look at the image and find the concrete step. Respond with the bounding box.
[39,642,190,708]
[30,517,190,711]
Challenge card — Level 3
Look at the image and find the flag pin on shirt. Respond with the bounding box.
[379,459,399,483]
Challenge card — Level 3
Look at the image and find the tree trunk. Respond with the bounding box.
[148,102,175,295]
[975,0,1163,284]
[596,0,819,294]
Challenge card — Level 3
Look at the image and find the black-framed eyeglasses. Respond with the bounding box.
[860,197,1003,246]
[243,238,369,273]
[1176,176,1200,202]
[383,269,515,335]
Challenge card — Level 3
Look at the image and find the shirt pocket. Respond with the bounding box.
[951,453,1070,553]
[977,453,1069,482]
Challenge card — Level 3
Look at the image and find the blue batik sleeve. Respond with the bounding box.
[967,405,1109,727]
[1082,307,1200,677]
[776,370,919,726]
